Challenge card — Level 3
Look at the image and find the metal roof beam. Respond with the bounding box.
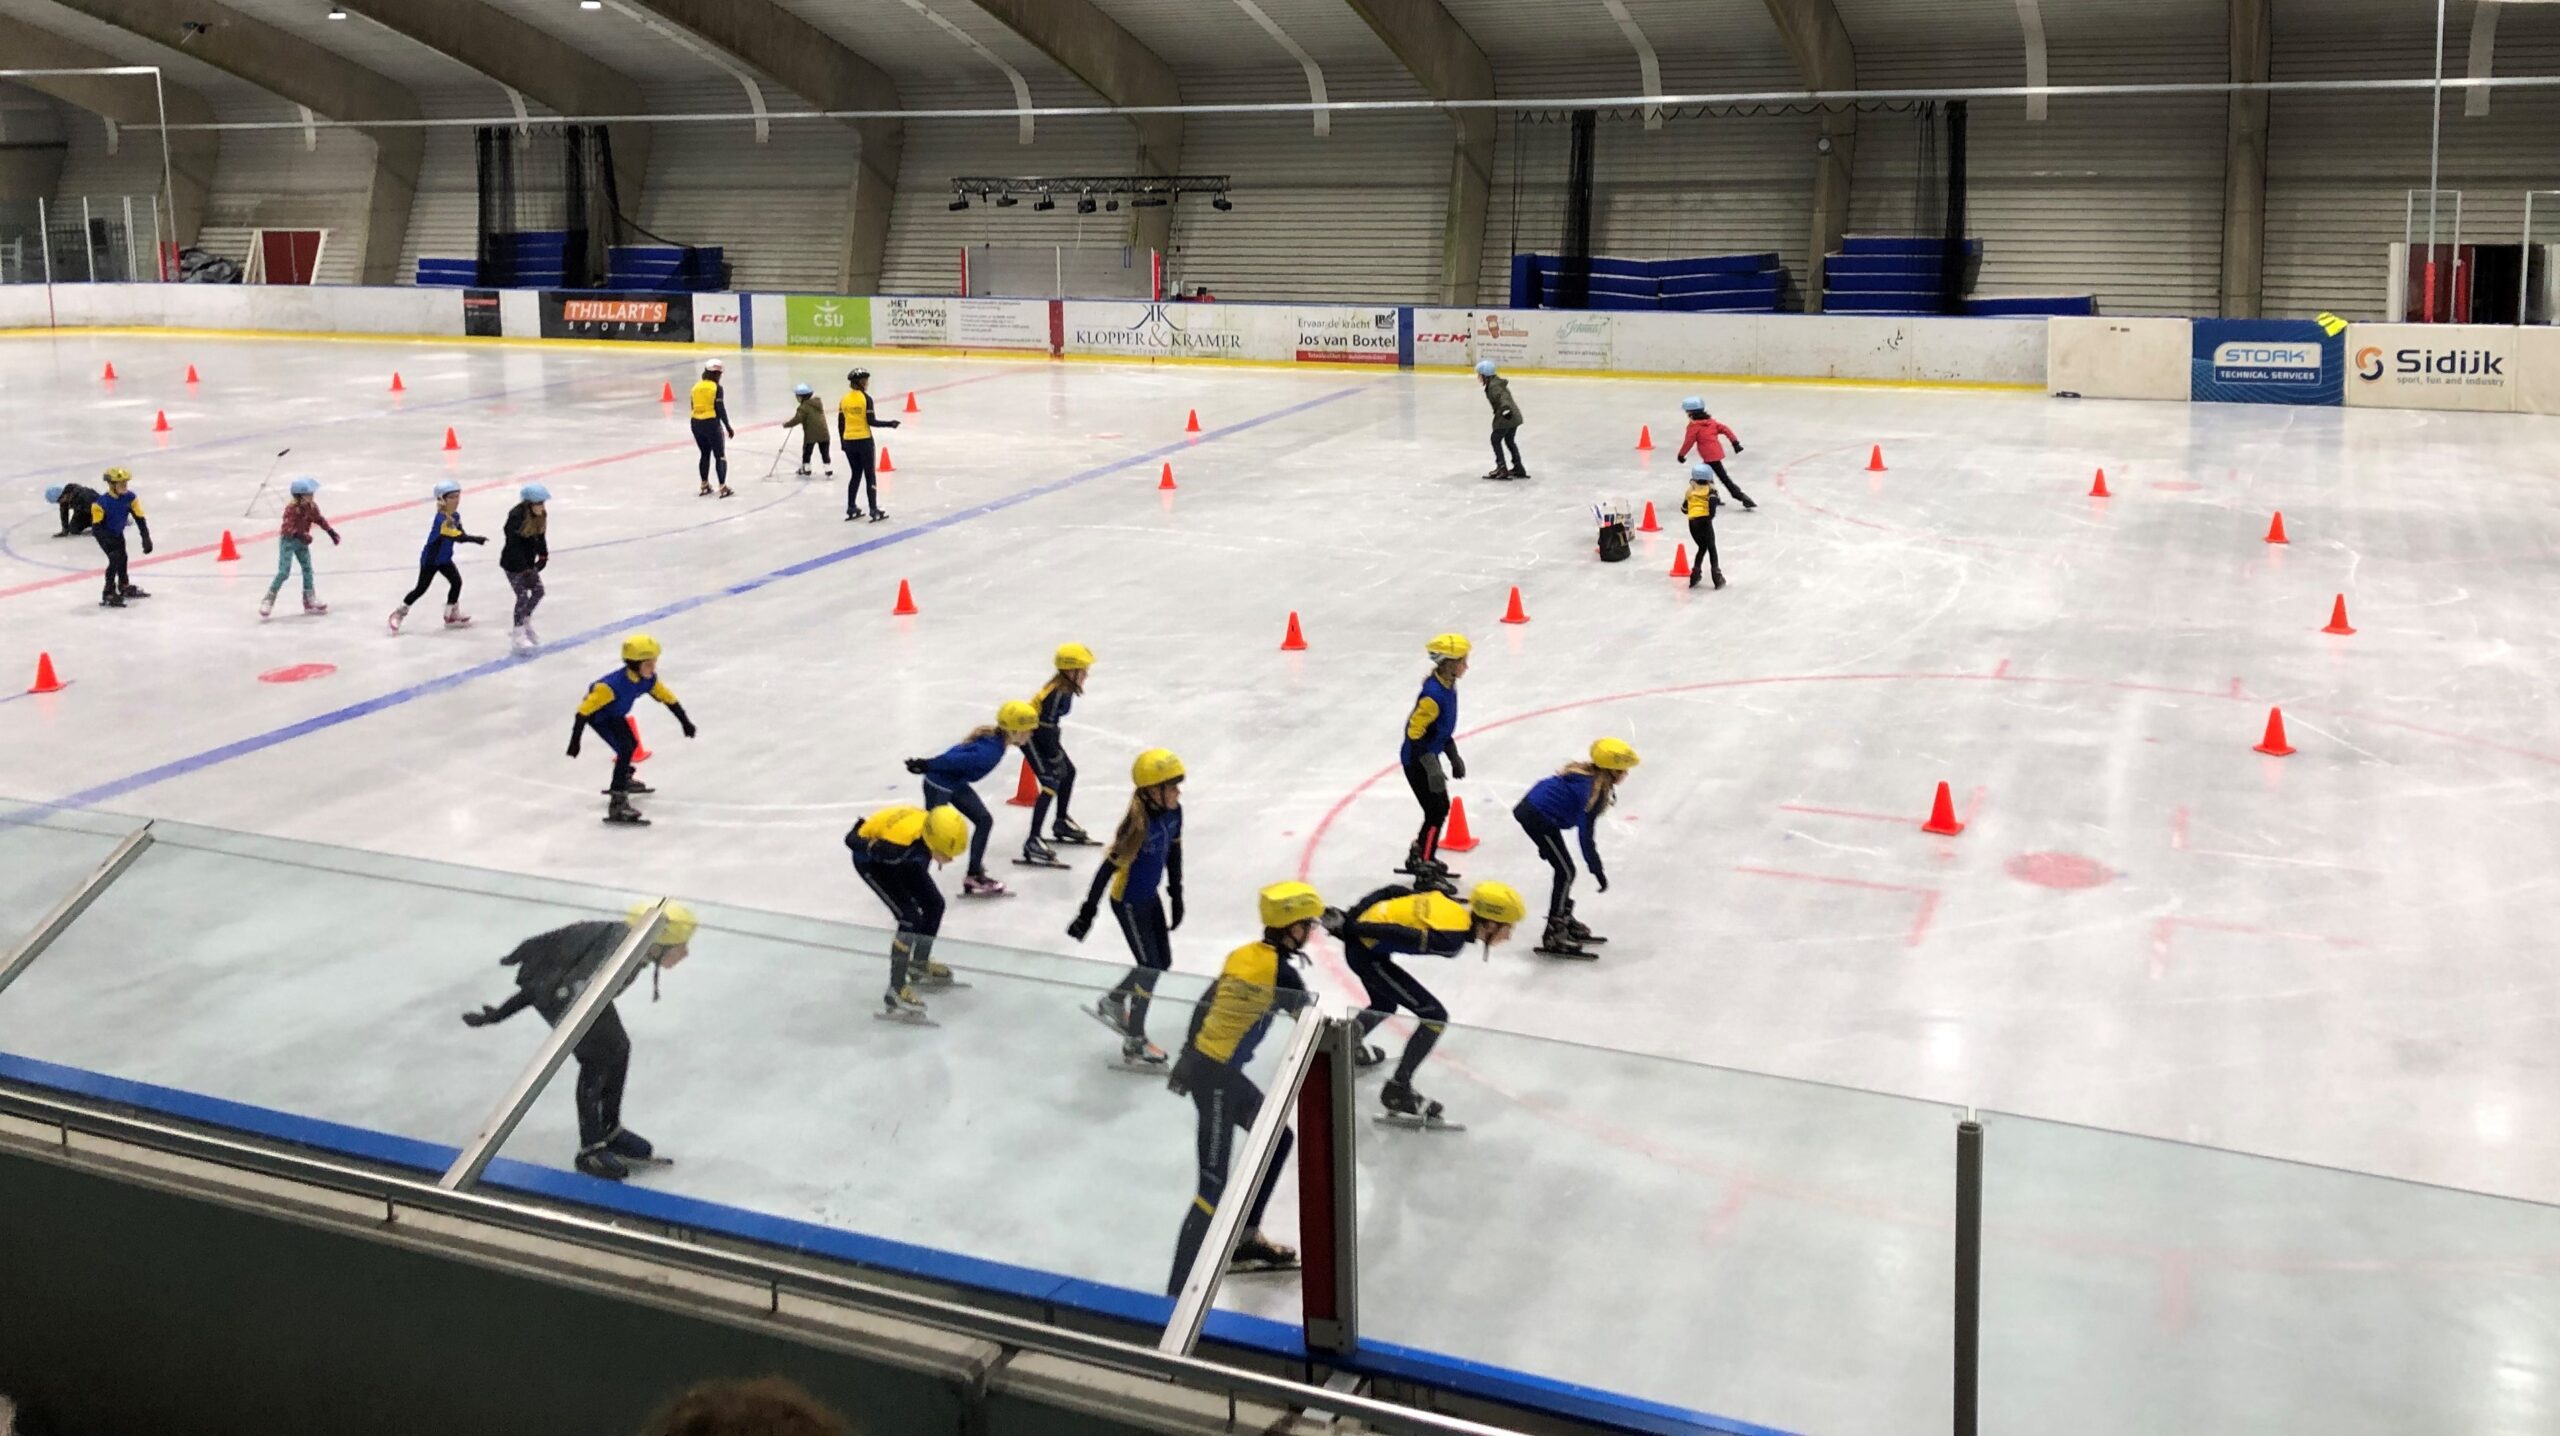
[2467,0,2502,118]
[969,0,1185,258]
[1344,0,1493,305]
[0,13,215,248]
[1760,0,1858,311]
[2220,0,2270,317]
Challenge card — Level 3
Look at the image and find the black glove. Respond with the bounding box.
[1733,442,1745,454]
[724,425,735,439]
[878,418,900,428]
[1319,907,1346,938]
[139,533,154,555]
[1449,753,1467,781]
[1168,888,1185,931]
[567,715,584,758]
[904,757,929,775]
[1594,869,1610,894]
[1067,907,1095,942]
[461,1005,504,1028]
[670,703,697,739]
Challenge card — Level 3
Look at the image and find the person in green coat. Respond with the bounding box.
[1478,360,1526,481]
[786,383,832,477]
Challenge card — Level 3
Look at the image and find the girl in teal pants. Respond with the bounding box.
[261,476,342,618]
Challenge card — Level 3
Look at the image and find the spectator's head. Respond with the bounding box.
[639,1377,852,1436]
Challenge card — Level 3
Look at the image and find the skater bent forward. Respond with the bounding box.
[1515,738,1639,957]
[570,633,697,824]
[1327,879,1525,1126]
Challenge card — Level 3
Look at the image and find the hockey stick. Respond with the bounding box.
[763,430,795,481]
[239,447,293,517]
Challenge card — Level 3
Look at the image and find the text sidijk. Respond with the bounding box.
[2386,347,2505,377]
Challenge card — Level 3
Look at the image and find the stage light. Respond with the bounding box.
[949,197,970,211]
[1076,195,1097,214]
[995,193,1018,207]
[1033,196,1056,211]
[1211,194,1232,211]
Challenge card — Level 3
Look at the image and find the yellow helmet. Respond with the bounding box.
[997,699,1040,734]
[1590,737,1640,772]
[922,805,971,859]
[102,466,132,487]
[1258,881,1324,929]
[621,634,662,664]
[1467,881,1527,926]
[1054,642,1095,671]
[1131,747,1185,788]
[629,901,698,947]
[1426,632,1472,662]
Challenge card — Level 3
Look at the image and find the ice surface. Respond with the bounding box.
[5,333,2560,1432]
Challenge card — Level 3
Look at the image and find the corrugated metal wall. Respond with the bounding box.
[632,77,861,294]
[396,89,531,284]
[196,93,383,285]
[880,74,1136,297]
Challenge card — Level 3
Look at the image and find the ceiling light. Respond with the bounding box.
[1132,195,1167,208]
[1105,198,1119,212]
[995,193,1018,208]
[326,5,347,18]
[1211,194,1231,211]
[1076,196,1096,215]
[580,1,602,10]
[949,197,969,211]
[1033,196,1055,211]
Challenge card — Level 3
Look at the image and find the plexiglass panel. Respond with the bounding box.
[0,802,147,954]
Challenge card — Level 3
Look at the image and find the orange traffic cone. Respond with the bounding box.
[2321,594,2355,635]
[904,391,919,414]
[28,652,64,694]
[442,427,460,452]
[1158,461,1176,491]
[1638,500,1661,533]
[1280,611,1308,650]
[217,530,240,562]
[390,371,406,393]
[1499,585,1529,625]
[184,363,200,385]
[659,380,676,403]
[1635,424,1653,451]
[152,410,169,433]
[892,579,918,615]
[629,717,652,764]
[2265,511,2289,544]
[2253,707,2295,756]
[1669,544,1690,578]
[1921,781,1965,836]
[1866,445,1887,472]
[2089,468,2111,498]
[1008,757,1040,807]
[1185,409,1202,434]
[1439,796,1480,853]
[101,362,116,381]
[879,446,895,473]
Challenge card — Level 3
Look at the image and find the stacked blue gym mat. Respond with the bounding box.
[605,244,725,292]
[1820,235,2096,317]
[415,239,727,292]
[1509,252,1792,313]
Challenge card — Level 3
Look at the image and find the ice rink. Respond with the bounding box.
[4,331,2560,1430]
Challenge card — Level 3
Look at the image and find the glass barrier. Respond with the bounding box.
[1980,1109,2560,1435]
[487,914,1310,1318]
[0,817,651,1166]
[0,804,147,953]
[1347,1009,1960,1436]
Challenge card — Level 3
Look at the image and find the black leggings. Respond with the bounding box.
[844,437,877,514]
[1027,732,1077,838]
[1491,424,1522,469]
[1165,1058,1293,1294]
[95,531,127,597]
[1109,893,1173,1038]
[535,993,629,1150]
[691,417,728,483]
[1349,952,1447,1084]
[1702,458,1752,505]
[1688,515,1722,577]
[854,857,945,992]
[921,775,993,877]
[1403,753,1449,862]
[403,560,462,607]
[508,568,544,626]
[800,432,832,465]
[584,711,639,792]
[1516,803,1577,921]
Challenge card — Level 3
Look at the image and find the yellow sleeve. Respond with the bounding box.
[649,680,679,706]
[576,682,616,717]
[90,503,105,523]
[1403,696,1441,742]
[131,498,146,518]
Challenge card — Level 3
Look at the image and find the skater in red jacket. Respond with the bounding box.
[1675,397,1756,510]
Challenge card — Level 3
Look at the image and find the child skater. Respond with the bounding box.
[1163,881,1323,1293]
[837,367,901,523]
[690,359,733,498]
[1477,360,1527,480]
[1683,463,1729,591]
[390,480,484,634]
[1019,643,1095,867]
[1515,738,1639,958]
[1399,633,1472,888]
[568,634,697,826]
[501,483,550,653]
[45,480,97,537]
[904,700,1038,895]
[1675,397,1755,509]
[89,467,152,608]
[786,383,832,477]
[259,476,340,619]
[1322,878,1526,1128]
[1067,748,1186,1070]
[845,803,971,1023]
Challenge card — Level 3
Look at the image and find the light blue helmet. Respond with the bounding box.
[1475,360,1497,377]
[1681,395,1705,412]
[793,383,812,397]
[288,476,319,497]
[432,479,462,498]
[1690,464,1716,483]
[520,483,550,503]
[44,485,63,503]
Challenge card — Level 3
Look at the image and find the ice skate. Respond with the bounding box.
[1354,1041,1389,1070]
[1015,837,1070,869]
[1480,464,1514,482]
[258,594,274,619]
[961,873,1010,898]
[1688,567,1703,590]
[387,604,407,634]
[521,619,538,644]
[877,986,933,1025]
[794,464,811,478]
[1563,904,1607,945]
[510,625,534,654]
[1088,991,1134,1038]
[603,1126,672,1167]
[1534,916,1596,961]
[1228,1232,1301,1276]
[1407,860,1459,897]
[867,508,888,523]
[1377,1079,1463,1131]
[1712,570,1728,590]
[718,485,734,499]
[303,595,328,616]
[844,509,861,522]
[575,1143,630,1181]
[698,481,714,497]
[100,591,125,609]
[1107,1036,1169,1073]
[1051,816,1098,846]
[912,959,965,989]
[443,605,471,628]
[1508,465,1531,479]
[120,584,149,599]
[603,795,650,827]
[602,779,655,796]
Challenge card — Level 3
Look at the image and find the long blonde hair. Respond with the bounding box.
[1558,760,1620,811]
[1107,783,1177,867]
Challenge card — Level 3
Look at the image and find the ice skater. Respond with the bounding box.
[44,480,96,537]
[460,902,698,1181]
[501,483,550,653]
[1323,879,1525,1128]
[1515,738,1639,958]
[1164,881,1323,1293]
[689,359,734,498]
[259,476,340,619]
[88,467,152,608]
[569,634,697,825]
[1675,397,1755,509]
[1478,360,1526,480]
[390,480,484,634]
[1399,633,1472,888]
[1066,748,1187,1069]
[903,700,1038,894]
[1020,642,1095,866]
[837,366,900,522]
[1682,464,1729,591]
[786,383,832,477]
[845,803,971,1022]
